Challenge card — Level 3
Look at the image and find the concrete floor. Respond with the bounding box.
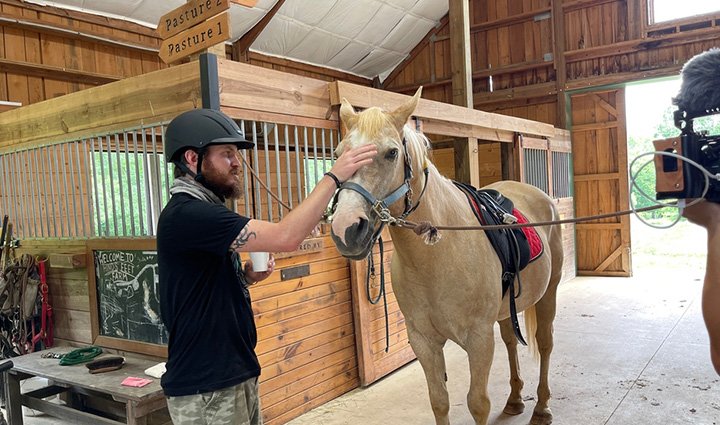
[7,270,720,425]
[287,272,720,425]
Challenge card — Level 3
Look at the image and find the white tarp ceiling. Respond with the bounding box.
[25,0,449,81]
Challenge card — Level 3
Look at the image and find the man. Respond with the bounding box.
[682,200,720,375]
[157,108,376,424]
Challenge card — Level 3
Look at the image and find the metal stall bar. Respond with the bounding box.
[273,124,283,219]
[123,132,136,236]
[114,134,127,236]
[59,144,73,237]
[67,142,80,237]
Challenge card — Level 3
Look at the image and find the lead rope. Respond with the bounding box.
[238,152,293,212]
[366,237,390,353]
[397,204,666,237]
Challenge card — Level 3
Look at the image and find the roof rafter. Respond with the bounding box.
[232,0,287,61]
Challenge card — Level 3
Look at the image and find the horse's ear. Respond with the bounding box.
[390,87,422,130]
[339,98,359,130]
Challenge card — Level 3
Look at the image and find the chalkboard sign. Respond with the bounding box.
[87,239,167,357]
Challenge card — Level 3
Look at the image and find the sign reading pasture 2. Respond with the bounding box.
[156,0,258,64]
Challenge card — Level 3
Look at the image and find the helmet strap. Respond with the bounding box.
[173,160,198,180]
[194,149,206,184]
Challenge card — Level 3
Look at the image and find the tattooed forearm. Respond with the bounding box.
[229,225,257,251]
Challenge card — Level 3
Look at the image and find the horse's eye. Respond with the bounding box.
[385,148,399,161]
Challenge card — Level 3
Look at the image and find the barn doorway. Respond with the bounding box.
[625,78,708,276]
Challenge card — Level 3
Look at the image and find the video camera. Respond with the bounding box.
[654,49,720,203]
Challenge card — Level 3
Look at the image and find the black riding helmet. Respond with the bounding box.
[165,108,254,182]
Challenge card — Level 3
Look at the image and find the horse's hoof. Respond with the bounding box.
[529,409,552,425]
[502,400,525,415]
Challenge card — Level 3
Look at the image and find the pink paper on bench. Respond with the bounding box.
[121,377,153,387]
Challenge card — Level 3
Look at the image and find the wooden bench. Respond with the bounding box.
[4,349,167,425]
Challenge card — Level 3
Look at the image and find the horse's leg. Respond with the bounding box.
[462,323,495,425]
[406,324,450,425]
[530,272,561,425]
[498,318,524,415]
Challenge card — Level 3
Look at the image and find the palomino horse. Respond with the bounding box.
[330,89,564,425]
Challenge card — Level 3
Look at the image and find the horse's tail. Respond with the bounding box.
[523,305,540,361]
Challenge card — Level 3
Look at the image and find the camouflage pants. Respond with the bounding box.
[166,377,262,425]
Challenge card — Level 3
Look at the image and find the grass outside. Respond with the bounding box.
[630,214,708,274]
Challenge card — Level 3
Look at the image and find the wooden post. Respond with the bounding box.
[552,0,568,129]
[627,0,643,40]
[449,0,479,187]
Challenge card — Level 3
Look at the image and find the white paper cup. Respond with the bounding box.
[249,252,269,272]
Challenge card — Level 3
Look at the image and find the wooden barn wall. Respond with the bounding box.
[0,0,164,106]
[384,0,720,121]
[432,143,502,188]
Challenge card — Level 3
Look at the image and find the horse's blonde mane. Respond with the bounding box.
[355,107,396,140]
[402,125,432,171]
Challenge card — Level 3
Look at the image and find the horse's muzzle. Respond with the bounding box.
[330,217,375,260]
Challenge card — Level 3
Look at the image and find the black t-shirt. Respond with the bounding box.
[157,193,257,396]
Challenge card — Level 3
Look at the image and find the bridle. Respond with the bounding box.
[331,137,430,242]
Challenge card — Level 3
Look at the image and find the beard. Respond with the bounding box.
[201,159,242,200]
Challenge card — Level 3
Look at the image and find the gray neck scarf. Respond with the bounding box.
[169,176,224,205]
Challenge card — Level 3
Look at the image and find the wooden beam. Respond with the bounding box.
[562,0,617,13]
[0,58,119,86]
[217,58,337,122]
[470,7,552,34]
[232,0,287,61]
[564,26,720,63]
[473,82,558,107]
[330,81,556,138]
[565,66,683,91]
[422,119,515,143]
[593,245,625,272]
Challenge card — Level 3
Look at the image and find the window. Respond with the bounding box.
[650,0,719,24]
[89,127,173,237]
[91,148,172,237]
[304,156,334,196]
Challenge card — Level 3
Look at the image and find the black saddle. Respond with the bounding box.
[453,182,530,295]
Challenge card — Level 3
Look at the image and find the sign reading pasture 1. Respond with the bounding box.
[156,0,258,64]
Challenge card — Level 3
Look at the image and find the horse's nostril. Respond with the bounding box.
[357,217,368,234]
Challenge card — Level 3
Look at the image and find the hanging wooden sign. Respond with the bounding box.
[159,12,231,64]
[157,0,231,40]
